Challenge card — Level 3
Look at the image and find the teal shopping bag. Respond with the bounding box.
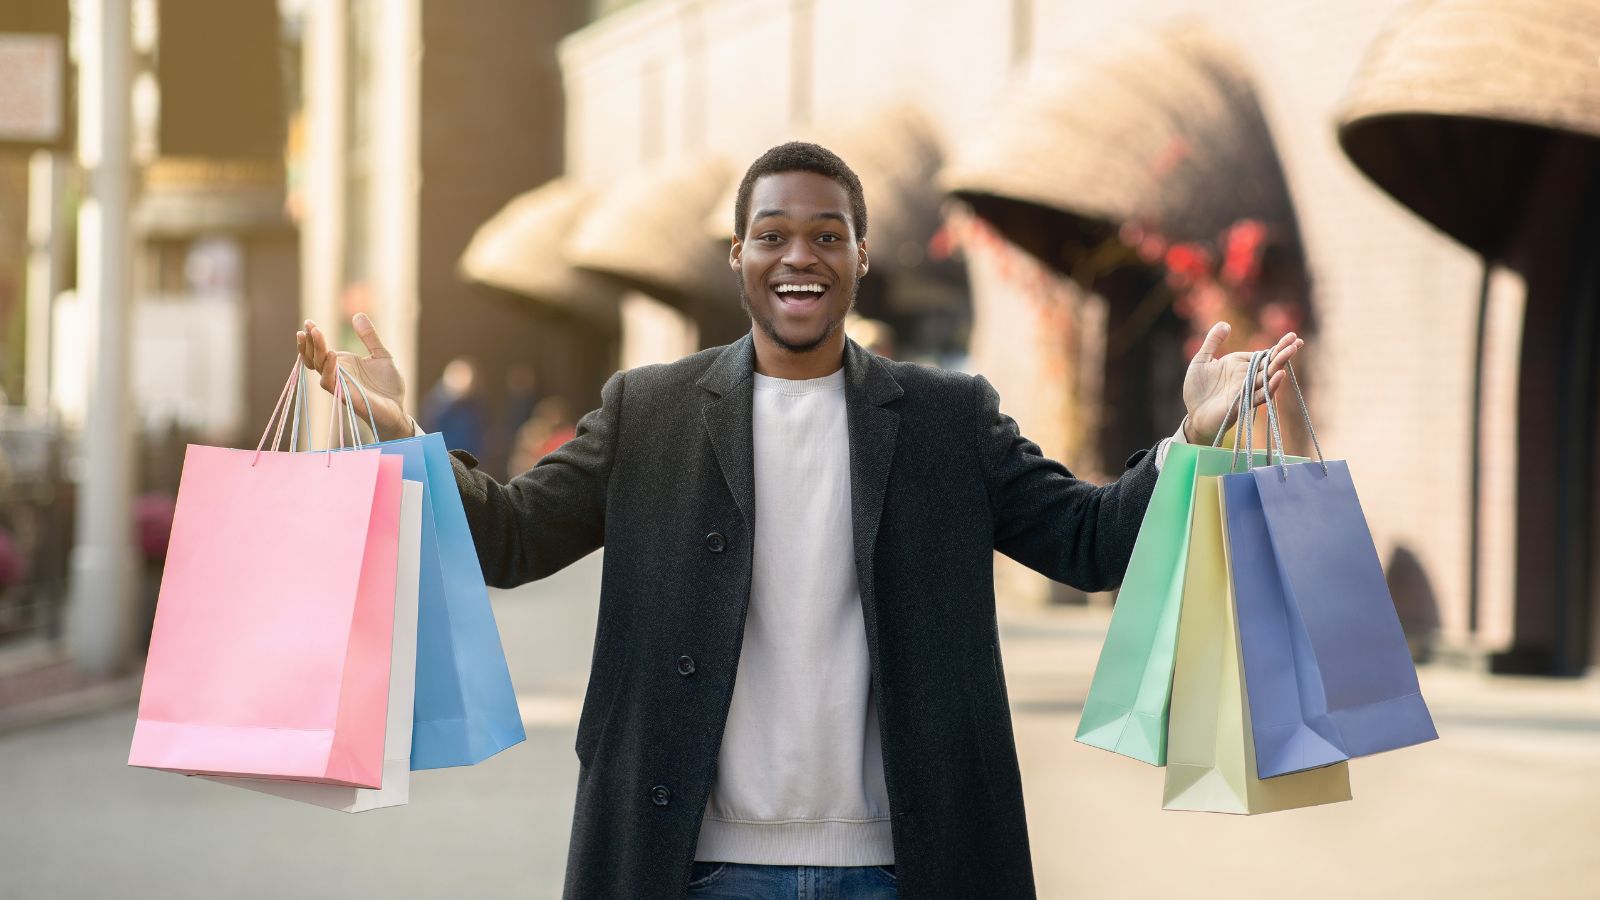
[1076,439,1273,765]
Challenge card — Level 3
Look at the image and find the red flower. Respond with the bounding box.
[928,222,958,261]
[1259,301,1302,337]
[1221,219,1267,286]
[1191,283,1227,320]
[1139,234,1167,265]
[1164,243,1212,288]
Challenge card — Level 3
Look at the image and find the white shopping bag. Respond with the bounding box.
[201,480,423,812]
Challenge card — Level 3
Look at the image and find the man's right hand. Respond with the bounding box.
[296,313,412,442]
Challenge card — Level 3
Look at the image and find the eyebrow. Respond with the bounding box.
[751,208,849,226]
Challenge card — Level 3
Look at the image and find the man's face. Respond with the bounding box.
[731,171,868,355]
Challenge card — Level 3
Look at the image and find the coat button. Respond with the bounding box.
[677,655,696,676]
[705,532,726,553]
[650,784,671,806]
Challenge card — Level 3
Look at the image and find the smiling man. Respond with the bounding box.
[298,142,1302,899]
[733,145,869,371]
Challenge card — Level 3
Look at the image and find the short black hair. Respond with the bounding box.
[733,142,868,241]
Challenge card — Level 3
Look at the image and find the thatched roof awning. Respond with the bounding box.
[565,157,743,337]
[704,106,945,266]
[1337,0,1600,256]
[459,177,621,331]
[940,22,1297,255]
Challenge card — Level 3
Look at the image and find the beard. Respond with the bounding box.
[737,274,860,354]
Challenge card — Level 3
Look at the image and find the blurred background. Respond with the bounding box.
[0,0,1596,897]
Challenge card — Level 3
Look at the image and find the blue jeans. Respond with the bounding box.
[687,862,898,898]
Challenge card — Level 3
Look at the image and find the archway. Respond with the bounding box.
[1502,143,1600,674]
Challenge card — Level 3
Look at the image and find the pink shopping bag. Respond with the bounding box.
[129,362,404,788]
[201,479,423,810]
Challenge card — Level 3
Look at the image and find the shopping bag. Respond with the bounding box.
[201,479,424,811]
[129,363,403,788]
[1249,362,1437,760]
[335,367,526,769]
[1224,470,1348,779]
[1220,364,1338,779]
[1077,440,1276,765]
[1162,476,1351,814]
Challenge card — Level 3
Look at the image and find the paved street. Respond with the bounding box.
[4,551,1598,899]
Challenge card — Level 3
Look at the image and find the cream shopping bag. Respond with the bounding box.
[1161,476,1352,814]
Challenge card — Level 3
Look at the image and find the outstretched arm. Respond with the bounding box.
[978,321,1306,590]
[448,370,623,589]
[975,374,1158,592]
[299,314,622,588]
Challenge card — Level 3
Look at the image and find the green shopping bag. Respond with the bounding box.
[1076,438,1275,765]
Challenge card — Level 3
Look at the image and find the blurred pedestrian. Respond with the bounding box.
[297,142,1305,899]
[508,397,576,476]
[494,362,543,477]
[419,357,486,460]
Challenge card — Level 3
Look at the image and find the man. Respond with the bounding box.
[298,143,1302,899]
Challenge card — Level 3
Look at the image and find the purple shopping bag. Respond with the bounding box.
[1246,354,1437,762]
[1219,351,1348,778]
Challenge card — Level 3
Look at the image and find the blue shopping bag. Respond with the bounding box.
[1239,353,1436,765]
[378,433,527,769]
[326,370,526,769]
[1220,351,1348,779]
[1223,474,1350,778]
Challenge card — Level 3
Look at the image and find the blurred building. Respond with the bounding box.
[291,0,604,480]
[0,0,607,670]
[1335,0,1600,675]
[0,0,1593,680]
[541,0,1600,674]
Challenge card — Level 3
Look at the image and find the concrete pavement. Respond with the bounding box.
[2,550,1597,899]
[998,606,1600,899]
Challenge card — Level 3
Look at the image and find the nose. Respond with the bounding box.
[781,240,819,269]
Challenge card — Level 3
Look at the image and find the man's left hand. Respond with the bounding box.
[1180,322,1304,444]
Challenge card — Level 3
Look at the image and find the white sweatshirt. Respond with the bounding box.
[689,365,1180,867]
[694,367,894,866]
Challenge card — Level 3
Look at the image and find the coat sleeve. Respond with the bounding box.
[446,369,624,589]
[972,374,1159,592]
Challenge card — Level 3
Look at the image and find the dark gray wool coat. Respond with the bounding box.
[446,333,1160,899]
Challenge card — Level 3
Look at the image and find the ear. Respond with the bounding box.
[729,236,743,272]
[856,241,870,279]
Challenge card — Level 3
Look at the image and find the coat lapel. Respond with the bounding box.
[843,338,904,606]
[697,334,757,528]
[696,333,904,595]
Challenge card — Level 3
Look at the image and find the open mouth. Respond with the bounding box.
[770,282,829,311]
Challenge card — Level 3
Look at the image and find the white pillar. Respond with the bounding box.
[299,0,346,446]
[66,0,137,676]
[25,150,69,417]
[367,0,421,415]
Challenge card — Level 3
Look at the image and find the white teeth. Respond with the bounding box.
[774,284,825,293]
